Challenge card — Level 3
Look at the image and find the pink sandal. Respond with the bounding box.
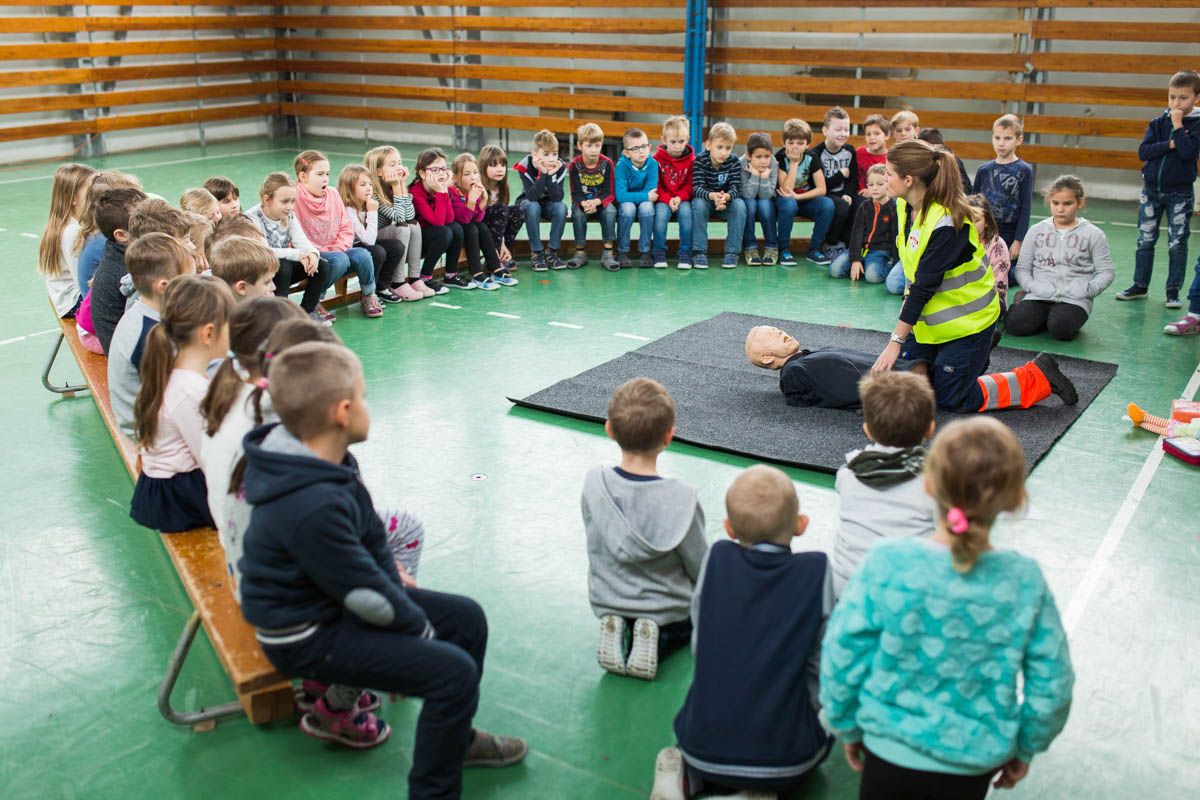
[299,697,391,749]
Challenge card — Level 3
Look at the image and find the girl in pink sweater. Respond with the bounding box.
[409,148,464,292]
[292,149,383,319]
[450,153,515,290]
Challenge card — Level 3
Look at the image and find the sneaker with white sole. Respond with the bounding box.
[692,254,708,270]
[1115,284,1148,301]
[596,614,627,675]
[779,250,797,266]
[493,271,519,286]
[1166,294,1183,309]
[299,697,391,750]
[653,255,668,268]
[1165,314,1200,336]
[650,746,687,800]
[677,257,692,270]
[625,618,660,680]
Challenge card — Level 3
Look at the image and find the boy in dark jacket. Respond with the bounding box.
[237,342,526,796]
[89,187,147,354]
[1118,69,1200,306]
[652,465,834,799]
[831,164,898,286]
[514,128,569,271]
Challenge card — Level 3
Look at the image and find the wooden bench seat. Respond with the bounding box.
[43,309,295,729]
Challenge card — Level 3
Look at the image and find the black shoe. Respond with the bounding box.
[1115,284,1148,301]
[547,249,567,270]
[531,251,548,272]
[616,251,632,269]
[443,273,474,289]
[1033,352,1078,406]
[637,252,654,268]
[377,288,403,304]
[424,278,449,295]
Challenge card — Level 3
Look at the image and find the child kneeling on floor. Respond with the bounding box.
[654,465,834,800]
[236,341,526,795]
[582,377,706,681]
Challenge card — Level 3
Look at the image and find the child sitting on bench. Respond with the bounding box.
[130,275,235,533]
[237,341,527,790]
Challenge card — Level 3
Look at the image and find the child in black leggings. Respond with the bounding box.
[450,153,517,289]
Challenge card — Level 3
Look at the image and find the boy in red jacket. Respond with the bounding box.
[653,116,696,270]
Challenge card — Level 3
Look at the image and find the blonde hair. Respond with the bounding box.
[662,115,689,139]
[823,106,849,126]
[294,149,328,177]
[451,152,478,191]
[364,145,401,207]
[336,164,372,213]
[606,377,675,453]
[577,122,604,145]
[39,163,97,278]
[186,212,213,263]
[125,232,193,297]
[210,235,278,289]
[128,198,190,240]
[782,118,812,144]
[891,109,920,129]
[532,129,559,154]
[924,417,1026,573]
[180,188,219,218]
[994,113,1023,137]
[479,144,509,206]
[725,465,798,545]
[707,121,737,145]
[858,371,935,448]
[75,170,142,254]
[888,139,971,229]
[259,171,294,201]
[866,163,888,180]
[270,341,364,440]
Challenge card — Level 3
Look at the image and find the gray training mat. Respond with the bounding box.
[509,312,1118,474]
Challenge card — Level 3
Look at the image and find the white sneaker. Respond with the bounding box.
[653,258,668,269]
[596,615,626,675]
[625,618,659,680]
[650,746,686,800]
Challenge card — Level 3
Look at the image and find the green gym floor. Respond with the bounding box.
[2,136,1197,799]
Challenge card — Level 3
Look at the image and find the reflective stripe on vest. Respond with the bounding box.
[979,371,1022,410]
[897,199,1000,344]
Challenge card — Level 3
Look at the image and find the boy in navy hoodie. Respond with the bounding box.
[1118,69,1200,306]
[237,342,526,797]
[653,465,834,799]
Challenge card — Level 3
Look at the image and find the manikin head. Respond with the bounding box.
[745,325,801,370]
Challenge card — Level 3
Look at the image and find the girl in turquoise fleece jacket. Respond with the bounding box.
[820,417,1073,799]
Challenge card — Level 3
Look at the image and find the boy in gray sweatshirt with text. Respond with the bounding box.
[582,377,707,681]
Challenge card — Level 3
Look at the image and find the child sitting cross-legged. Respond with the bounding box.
[130,275,235,533]
[567,122,618,271]
[209,235,278,301]
[821,417,1074,799]
[832,371,936,596]
[653,465,834,800]
[831,163,898,288]
[236,341,527,789]
[109,233,197,439]
[583,377,707,682]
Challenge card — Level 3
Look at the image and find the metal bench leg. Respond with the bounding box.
[41,332,86,396]
[158,610,246,729]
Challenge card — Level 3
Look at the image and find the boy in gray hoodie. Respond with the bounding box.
[832,371,937,597]
[581,377,707,681]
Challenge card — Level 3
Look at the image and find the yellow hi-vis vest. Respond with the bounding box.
[897,198,1000,345]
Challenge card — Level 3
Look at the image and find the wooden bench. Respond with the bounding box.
[43,311,295,729]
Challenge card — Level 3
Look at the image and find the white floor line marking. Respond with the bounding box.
[0,227,7,232]
[1062,361,1200,635]
[0,335,27,346]
[1109,221,1138,227]
[487,311,521,319]
[27,328,57,338]
[0,148,296,186]
[548,321,583,329]
[613,332,650,341]
[428,301,461,309]
[19,233,37,239]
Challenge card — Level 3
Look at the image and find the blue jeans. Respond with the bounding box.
[1133,186,1193,294]
[617,200,655,254]
[900,324,996,413]
[830,249,895,283]
[692,196,746,258]
[653,201,693,259]
[522,199,566,252]
[572,202,616,247]
[776,195,834,253]
[885,261,906,295]
[321,247,375,296]
[743,197,778,249]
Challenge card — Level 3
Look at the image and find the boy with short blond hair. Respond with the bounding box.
[775,117,836,267]
[810,106,856,251]
[210,235,279,300]
[890,109,920,143]
[567,122,618,270]
[654,464,834,799]
[1118,69,1200,308]
[614,127,660,268]
[831,163,900,289]
[972,113,1033,260]
[514,128,569,271]
[832,371,937,595]
[654,115,696,269]
[582,377,706,681]
[108,232,197,437]
[691,122,745,269]
[856,114,890,195]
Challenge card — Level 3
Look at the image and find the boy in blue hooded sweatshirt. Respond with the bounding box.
[236,342,526,798]
[1117,69,1200,306]
[615,127,661,268]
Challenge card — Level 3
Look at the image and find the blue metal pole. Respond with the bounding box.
[683,0,708,150]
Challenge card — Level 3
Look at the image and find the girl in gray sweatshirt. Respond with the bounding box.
[1008,175,1114,341]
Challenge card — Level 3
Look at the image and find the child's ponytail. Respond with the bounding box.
[888,140,971,230]
[924,417,1026,573]
[134,276,236,450]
